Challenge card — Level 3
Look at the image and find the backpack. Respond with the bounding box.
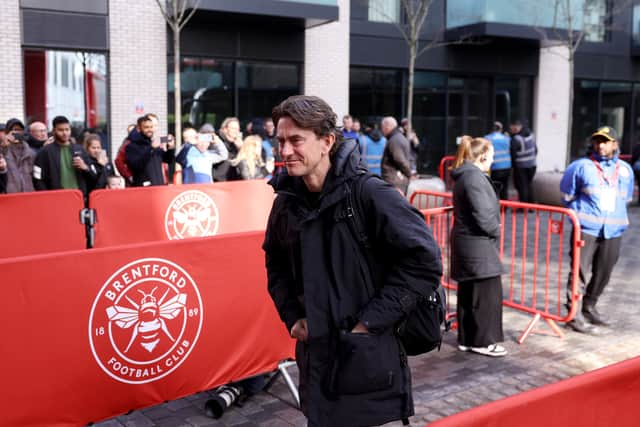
[341,172,448,356]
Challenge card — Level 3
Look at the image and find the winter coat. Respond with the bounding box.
[33,141,92,197]
[0,141,35,193]
[86,157,115,193]
[125,129,174,186]
[263,139,442,427]
[450,161,503,282]
[381,127,412,193]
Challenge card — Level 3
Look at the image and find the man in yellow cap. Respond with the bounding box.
[560,126,634,333]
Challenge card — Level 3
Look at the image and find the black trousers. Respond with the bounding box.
[567,230,622,308]
[457,276,504,347]
[491,168,511,200]
[513,166,536,203]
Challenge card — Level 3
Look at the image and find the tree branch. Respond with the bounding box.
[178,0,201,31]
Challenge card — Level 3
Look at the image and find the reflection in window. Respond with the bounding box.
[368,0,400,23]
[583,0,608,42]
[169,56,234,130]
[237,62,300,121]
[633,5,640,46]
[24,49,108,150]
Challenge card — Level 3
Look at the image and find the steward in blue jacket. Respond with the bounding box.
[560,126,633,334]
[485,121,511,199]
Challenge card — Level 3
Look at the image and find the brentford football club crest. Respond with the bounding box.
[89,258,203,384]
[164,190,219,240]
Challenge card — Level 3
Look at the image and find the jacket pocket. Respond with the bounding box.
[330,331,400,395]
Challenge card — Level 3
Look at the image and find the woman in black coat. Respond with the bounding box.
[450,136,507,357]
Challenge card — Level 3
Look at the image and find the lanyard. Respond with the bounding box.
[590,155,619,188]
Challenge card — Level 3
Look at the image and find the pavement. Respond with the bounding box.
[94,205,640,427]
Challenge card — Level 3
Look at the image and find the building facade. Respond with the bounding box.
[1,0,639,173]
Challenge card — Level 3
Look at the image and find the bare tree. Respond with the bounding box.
[155,0,200,150]
[536,0,629,159]
[367,0,473,134]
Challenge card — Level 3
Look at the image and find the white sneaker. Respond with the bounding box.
[470,344,508,357]
[458,344,471,352]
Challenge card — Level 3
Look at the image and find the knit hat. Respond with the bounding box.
[5,118,25,132]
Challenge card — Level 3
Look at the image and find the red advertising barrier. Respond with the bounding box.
[90,180,275,248]
[0,231,294,426]
[418,192,584,343]
[428,356,640,427]
[0,189,86,258]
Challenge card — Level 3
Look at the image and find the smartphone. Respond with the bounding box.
[160,136,169,144]
[72,150,82,158]
[13,132,26,142]
[198,133,213,143]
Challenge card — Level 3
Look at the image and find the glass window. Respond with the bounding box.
[368,0,400,23]
[583,0,608,42]
[633,4,640,47]
[600,81,632,153]
[495,77,532,130]
[571,80,600,159]
[413,71,447,173]
[24,49,109,151]
[168,57,234,131]
[237,62,300,122]
[349,67,403,126]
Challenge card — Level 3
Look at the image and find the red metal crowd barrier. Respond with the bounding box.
[418,191,584,343]
[0,231,294,426]
[0,189,86,258]
[409,189,452,210]
[438,155,456,191]
[90,180,275,248]
[428,356,640,427]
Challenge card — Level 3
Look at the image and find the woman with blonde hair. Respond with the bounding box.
[231,134,272,180]
[450,136,507,357]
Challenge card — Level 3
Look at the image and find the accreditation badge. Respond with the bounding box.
[600,187,616,213]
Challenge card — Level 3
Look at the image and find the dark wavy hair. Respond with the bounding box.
[272,95,343,156]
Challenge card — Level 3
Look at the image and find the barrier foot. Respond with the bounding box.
[278,360,300,408]
[517,313,541,344]
[518,315,566,344]
[544,318,565,339]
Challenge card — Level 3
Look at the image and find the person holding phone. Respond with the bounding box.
[0,118,35,193]
[33,116,93,197]
[182,128,228,184]
[125,114,175,186]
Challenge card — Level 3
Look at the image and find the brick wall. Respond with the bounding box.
[0,0,24,124]
[304,0,350,120]
[109,0,167,158]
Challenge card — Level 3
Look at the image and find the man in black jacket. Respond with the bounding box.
[33,115,93,197]
[125,114,175,186]
[263,95,442,427]
[381,116,414,194]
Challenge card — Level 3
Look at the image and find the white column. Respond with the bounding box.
[533,43,571,172]
[304,0,350,120]
[109,0,167,159]
[0,0,24,123]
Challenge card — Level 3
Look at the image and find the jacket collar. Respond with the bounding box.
[269,138,366,211]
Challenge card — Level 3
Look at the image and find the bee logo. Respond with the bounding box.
[164,190,219,240]
[89,258,203,384]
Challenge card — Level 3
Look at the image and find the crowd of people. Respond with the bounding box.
[0,109,429,199]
